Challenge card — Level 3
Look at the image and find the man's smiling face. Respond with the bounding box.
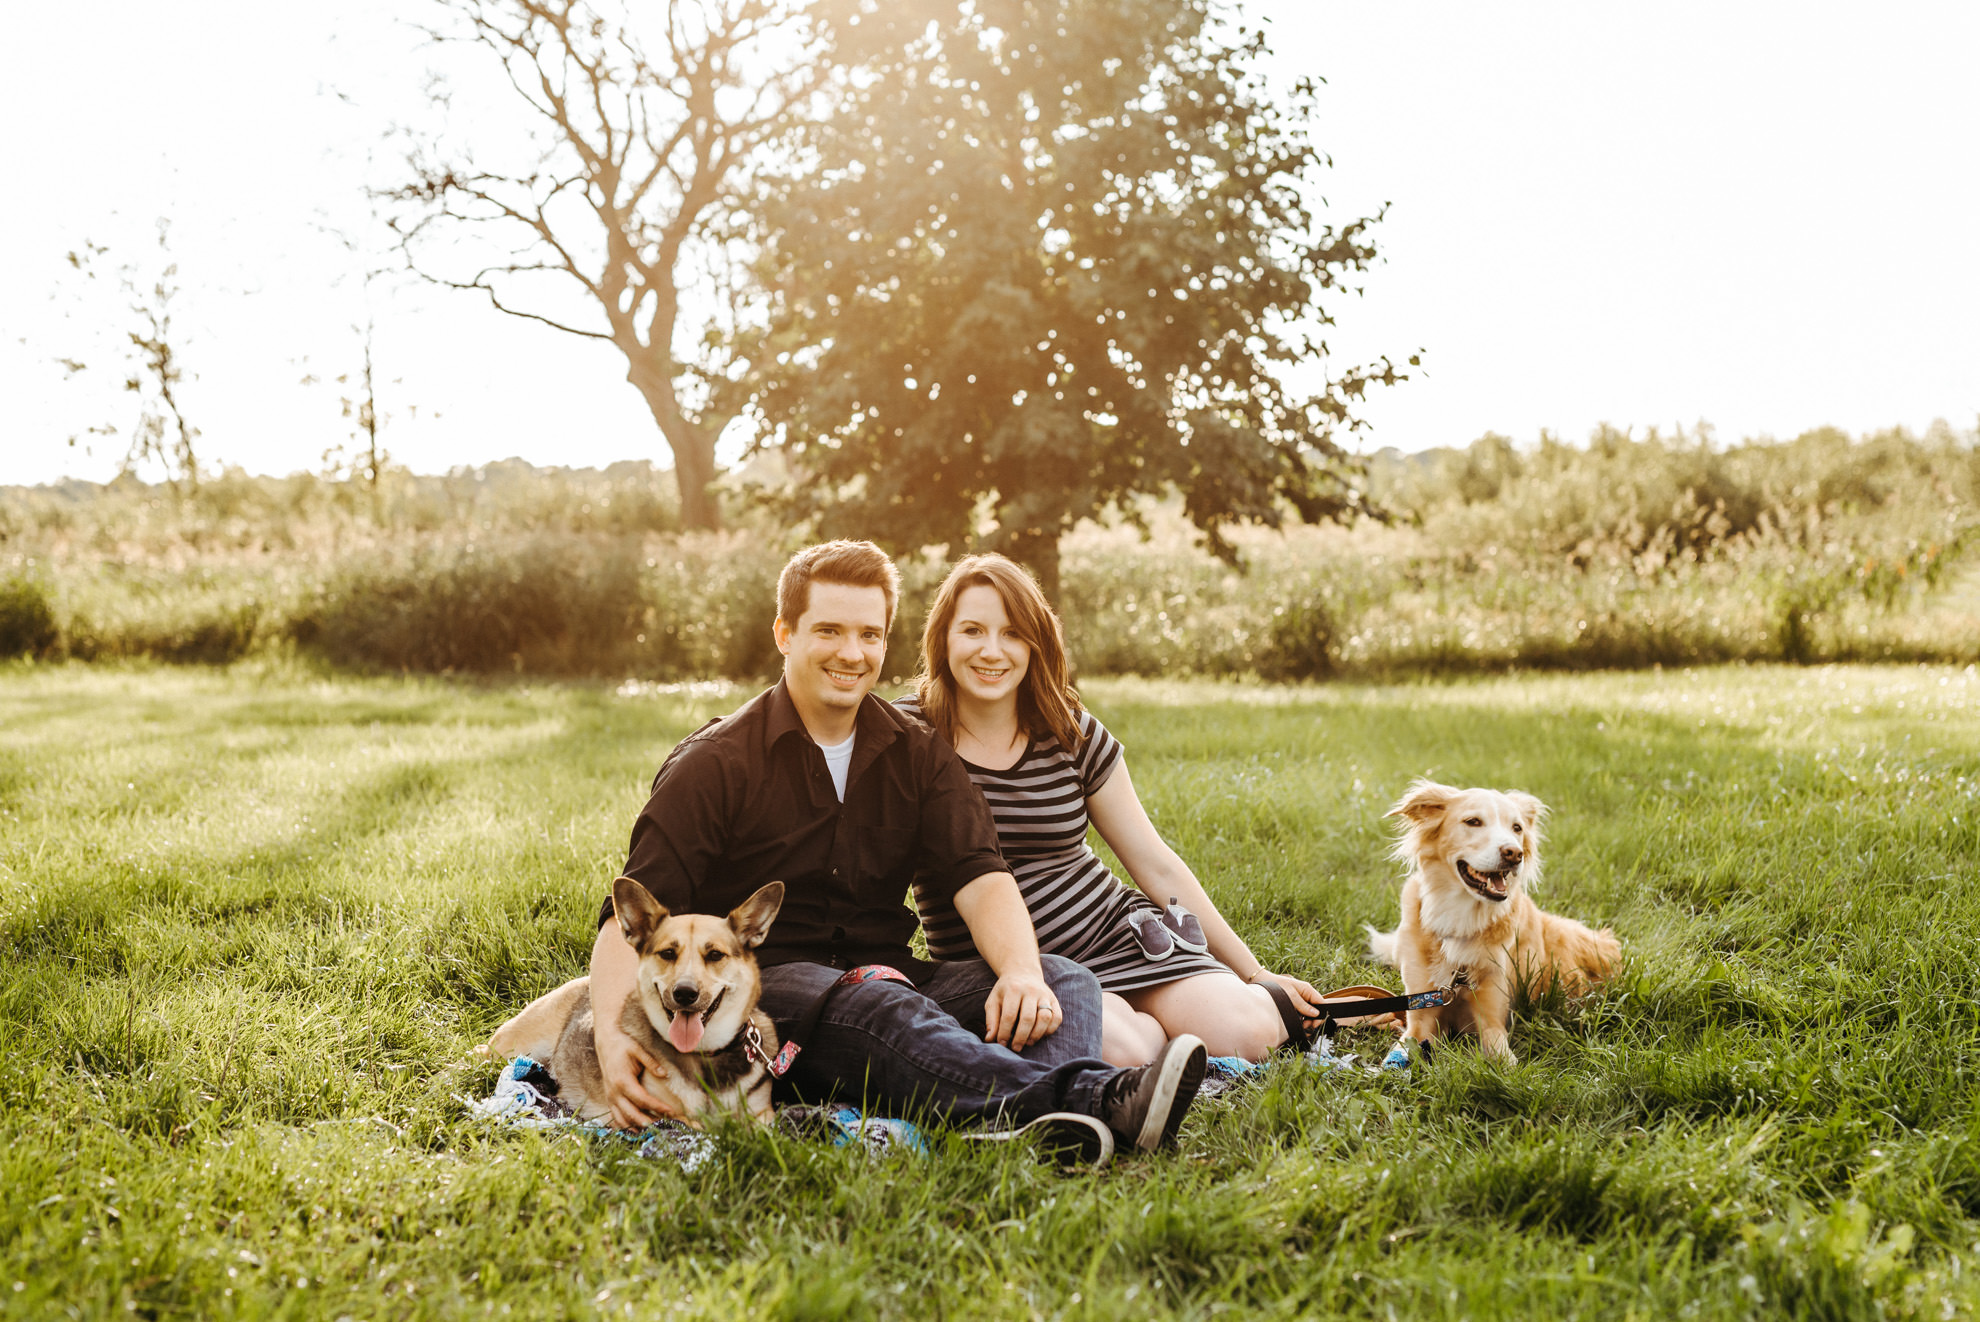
[774,580,890,736]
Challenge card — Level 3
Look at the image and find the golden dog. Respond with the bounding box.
[1366,781,1617,1062]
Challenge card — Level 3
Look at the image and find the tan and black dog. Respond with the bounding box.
[486,877,785,1124]
[1366,781,1617,1063]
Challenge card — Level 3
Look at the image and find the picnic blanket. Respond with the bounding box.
[1195,1033,1412,1100]
[464,1057,928,1169]
[470,1039,1414,1168]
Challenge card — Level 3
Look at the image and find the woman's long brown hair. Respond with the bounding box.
[914,554,1085,756]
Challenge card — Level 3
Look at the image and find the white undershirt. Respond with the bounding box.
[818,732,855,801]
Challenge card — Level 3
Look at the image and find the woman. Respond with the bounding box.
[903,553,1342,1066]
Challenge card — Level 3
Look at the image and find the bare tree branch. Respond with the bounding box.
[470,278,615,339]
[378,0,827,529]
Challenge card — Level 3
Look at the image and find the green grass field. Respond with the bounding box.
[3,661,1977,1320]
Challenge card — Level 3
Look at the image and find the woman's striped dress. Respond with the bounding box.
[900,698,1227,993]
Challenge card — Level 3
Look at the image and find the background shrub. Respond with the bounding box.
[0,574,58,658]
[295,534,649,675]
[66,602,263,665]
[1255,595,1337,681]
[4,425,1977,679]
[637,534,788,681]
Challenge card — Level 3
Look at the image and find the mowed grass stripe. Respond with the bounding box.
[1,660,1976,1320]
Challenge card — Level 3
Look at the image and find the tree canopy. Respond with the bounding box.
[738,0,1409,594]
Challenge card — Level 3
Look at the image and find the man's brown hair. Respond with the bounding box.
[776,540,902,629]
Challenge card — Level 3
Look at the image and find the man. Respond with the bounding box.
[589,540,1205,1156]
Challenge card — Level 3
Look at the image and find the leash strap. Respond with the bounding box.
[1316,976,1469,1031]
[755,964,915,1079]
[1298,969,1473,1044]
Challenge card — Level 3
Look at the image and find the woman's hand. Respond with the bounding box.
[594,1021,679,1131]
[1250,969,1324,1018]
[1253,970,1404,1030]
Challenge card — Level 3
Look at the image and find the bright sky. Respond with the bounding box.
[3,2,1976,487]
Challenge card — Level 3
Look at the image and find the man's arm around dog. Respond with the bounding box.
[591,922,679,1130]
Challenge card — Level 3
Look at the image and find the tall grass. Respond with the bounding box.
[5,423,1977,677]
[1063,422,1980,677]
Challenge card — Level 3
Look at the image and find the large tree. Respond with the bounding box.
[382,0,824,530]
[739,0,1407,596]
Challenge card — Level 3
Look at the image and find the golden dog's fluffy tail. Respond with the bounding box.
[1537,913,1621,992]
[1364,924,1401,969]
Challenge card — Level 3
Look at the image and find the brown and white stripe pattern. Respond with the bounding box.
[903,699,1227,992]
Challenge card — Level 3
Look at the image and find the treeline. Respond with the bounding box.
[1069,423,1980,677]
[3,425,1977,679]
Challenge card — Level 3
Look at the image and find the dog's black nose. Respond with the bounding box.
[1500,845,1523,867]
[671,983,699,1008]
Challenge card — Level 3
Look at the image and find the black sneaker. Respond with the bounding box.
[1159,897,1209,953]
[1098,1034,1207,1152]
[961,1112,1115,1170]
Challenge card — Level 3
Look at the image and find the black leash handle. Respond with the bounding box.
[1314,972,1470,1044]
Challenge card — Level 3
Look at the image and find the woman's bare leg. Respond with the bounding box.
[1124,972,1286,1061]
[1100,991,1167,1066]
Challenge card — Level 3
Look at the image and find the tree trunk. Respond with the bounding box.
[995,525,1062,607]
[624,353,721,532]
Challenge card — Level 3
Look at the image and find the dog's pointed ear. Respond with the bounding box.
[1386,779,1457,823]
[728,881,785,950]
[1507,792,1548,836]
[613,876,668,949]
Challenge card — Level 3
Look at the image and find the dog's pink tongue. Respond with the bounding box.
[668,1011,706,1053]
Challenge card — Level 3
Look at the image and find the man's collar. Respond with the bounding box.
[762,677,902,762]
[763,678,809,750]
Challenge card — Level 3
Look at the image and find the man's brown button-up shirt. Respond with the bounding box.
[602,680,1007,972]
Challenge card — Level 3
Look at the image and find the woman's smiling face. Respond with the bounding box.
[946,583,1031,705]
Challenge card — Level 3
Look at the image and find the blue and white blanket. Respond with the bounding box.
[465,1057,928,1169]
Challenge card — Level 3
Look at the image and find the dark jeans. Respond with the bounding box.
[758,954,1114,1127]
